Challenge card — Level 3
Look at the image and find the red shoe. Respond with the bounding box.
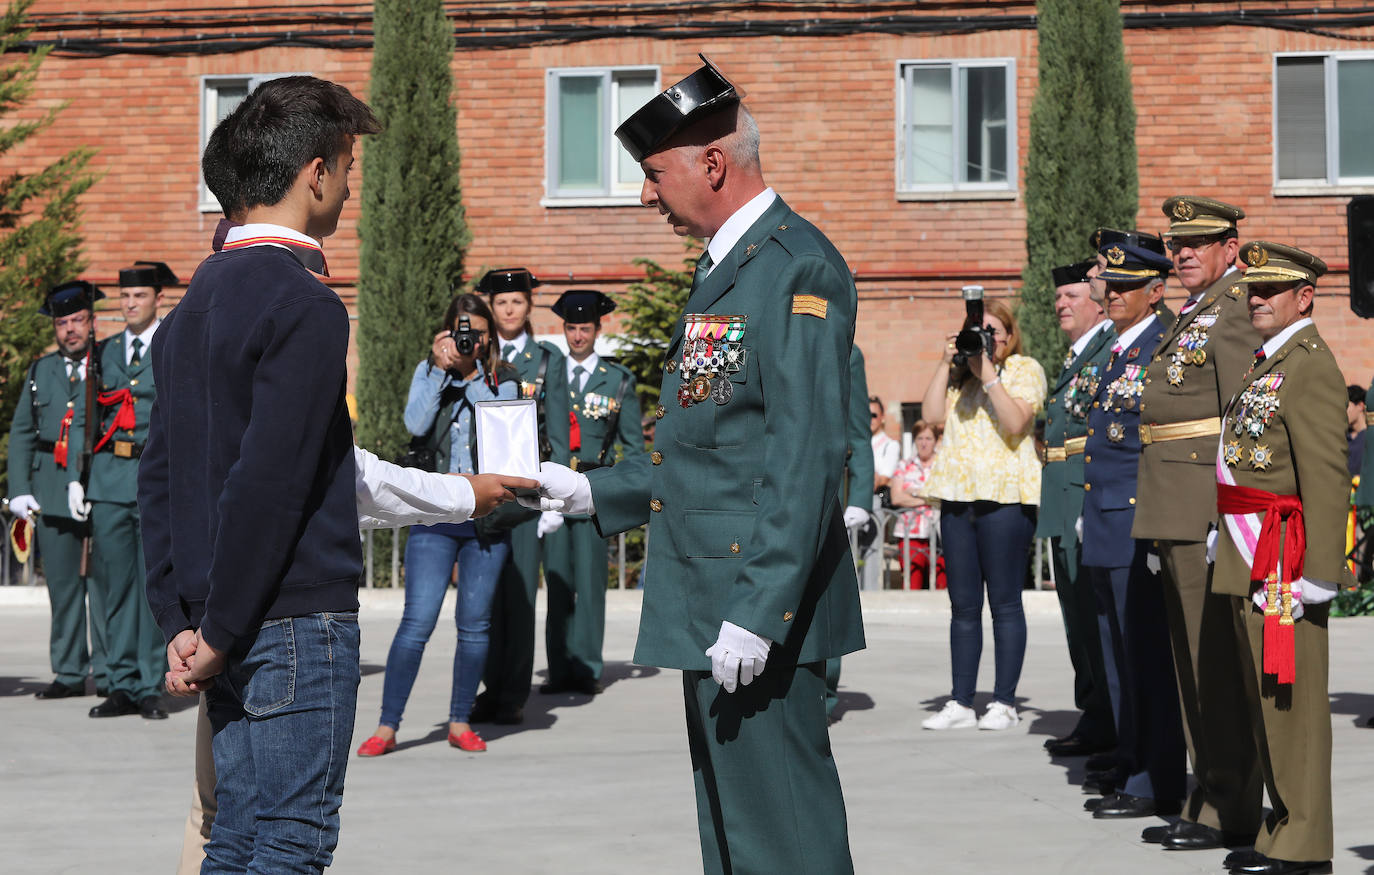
[448,729,487,752]
[356,735,396,757]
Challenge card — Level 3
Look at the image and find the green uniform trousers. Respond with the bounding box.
[36,515,105,688]
[1233,598,1333,862]
[684,663,853,875]
[823,657,841,717]
[480,517,541,712]
[542,515,607,685]
[1159,540,1262,833]
[1050,535,1115,745]
[91,500,163,699]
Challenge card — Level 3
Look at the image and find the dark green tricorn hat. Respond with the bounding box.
[1161,196,1245,237]
[39,280,103,317]
[1236,241,1327,285]
[119,260,179,289]
[614,54,746,163]
[476,268,541,295]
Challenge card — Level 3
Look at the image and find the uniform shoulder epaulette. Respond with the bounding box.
[1226,284,1243,298]
[768,215,826,258]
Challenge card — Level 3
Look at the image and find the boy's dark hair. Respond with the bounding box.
[1349,384,1366,406]
[202,76,381,212]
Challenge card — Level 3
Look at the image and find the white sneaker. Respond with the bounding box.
[922,700,977,730]
[977,701,1019,730]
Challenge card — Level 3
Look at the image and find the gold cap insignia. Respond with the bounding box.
[1246,245,1268,267]
[1172,200,1195,221]
[1106,246,1125,266]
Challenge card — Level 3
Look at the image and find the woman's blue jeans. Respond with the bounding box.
[939,501,1035,708]
[380,521,509,728]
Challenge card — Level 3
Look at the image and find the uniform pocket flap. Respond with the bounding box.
[682,509,756,558]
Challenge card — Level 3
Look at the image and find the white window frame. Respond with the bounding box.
[1273,51,1374,196]
[543,65,659,207]
[198,73,309,212]
[895,57,1018,201]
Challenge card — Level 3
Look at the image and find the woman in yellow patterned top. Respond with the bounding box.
[918,298,1046,732]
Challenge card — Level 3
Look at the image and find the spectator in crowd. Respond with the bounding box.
[1347,383,1366,477]
[870,396,900,491]
[919,298,1046,730]
[355,293,519,758]
[888,420,945,589]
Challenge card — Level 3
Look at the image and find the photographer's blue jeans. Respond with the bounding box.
[203,611,361,873]
[381,521,509,728]
[940,501,1035,708]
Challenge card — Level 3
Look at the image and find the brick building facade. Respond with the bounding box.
[10,1,1374,440]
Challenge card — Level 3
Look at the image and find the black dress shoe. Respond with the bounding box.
[1046,734,1113,757]
[1082,767,1126,795]
[96,687,108,698]
[1083,796,1104,812]
[35,680,86,700]
[467,699,495,724]
[139,696,169,720]
[89,690,138,718]
[1092,792,1180,819]
[540,678,603,695]
[1141,825,1170,843]
[1229,854,1331,874]
[1161,820,1254,851]
[1224,850,1265,869]
[493,707,524,725]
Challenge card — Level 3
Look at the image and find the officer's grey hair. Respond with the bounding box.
[728,105,761,171]
[672,103,762,172]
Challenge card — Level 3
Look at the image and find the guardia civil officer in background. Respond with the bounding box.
[1037,255,1116,759]
[471,267,571,725]
[540,289,643,696]
[78,261,178,720]
[1134,196,1263,851]
[538,56,864,874]
[8,280,108,701]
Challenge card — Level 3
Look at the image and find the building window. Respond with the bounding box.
[199,74,306,211]
[897,59,1016,195]
[545,66,658,204]
[1276,54,1374,186]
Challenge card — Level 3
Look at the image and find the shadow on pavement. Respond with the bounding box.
[1328,691,1374,728]
[829,690,875,722]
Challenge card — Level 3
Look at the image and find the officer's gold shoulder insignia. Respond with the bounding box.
[745,243,757,256]
[524,352,532,360]
[1226,285,1242,298]
[1172,200,1195,221]
[1246,245,1268,267]
[1106,246,1125,266]
[792,294,827,319]
[777,224,788,231]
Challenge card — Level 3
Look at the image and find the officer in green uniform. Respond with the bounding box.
[472,267,570,725]
[7,280,107,699]
[79,262,176,720]
[1038,254,1117,758]
[538,58,865,874]
[540,290,643,695]
[1355,380,1374,518]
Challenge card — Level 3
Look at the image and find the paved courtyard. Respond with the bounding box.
[1,587,1372,874]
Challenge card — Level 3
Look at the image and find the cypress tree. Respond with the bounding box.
[1019,0,1137,372]
[356,0,469,461]
[0,0,96,494]
[613,242,700,413]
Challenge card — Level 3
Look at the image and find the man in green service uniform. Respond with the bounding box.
[540,289,643,695]
[78,262,177,720]
[539,57,865,874]
[7,280,107,700]
[472,267,570,725]
[1134,196,1262,850]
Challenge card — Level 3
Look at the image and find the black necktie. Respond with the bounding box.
[692,252,714,290]
[129,338,143,368]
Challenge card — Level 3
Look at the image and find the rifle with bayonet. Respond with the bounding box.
[77,318,99,577]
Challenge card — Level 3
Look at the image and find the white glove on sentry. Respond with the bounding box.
[1205,527,1219,564]
[534,462,595,516]
[704,621,773,694]
[842,506,868,529]
[8,494,40,519]
[1074,515,1084,542]
[67,482,91,522]
[536,510,564,538]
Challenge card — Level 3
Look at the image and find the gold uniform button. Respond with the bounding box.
[1189,451,1198,460]
[1084,483,1093,492]
[67,401,74,408]
[655,405,665,419]
[651,451,663,465]
[1087,428,1094,436]
[783,611,794,622]
[1084,455,1091,463]
[730,542,741,554]
[130,379,139,386]
[649,498,663,513]
[1050,396,1057,405]
[1092,401,1100,408]
[1129,497,1136,505]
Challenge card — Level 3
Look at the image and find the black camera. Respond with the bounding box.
[451,315,484,357]
[952,285,996,367]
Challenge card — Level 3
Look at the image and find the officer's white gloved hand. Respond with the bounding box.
[535,462,595,516]
[1205,528,1218,564]
[8,494,40,520]
[1074,515,1084,541]
[515,492,566,513]
[704,621,773,694]
[1298,577,1338,608]
[66,482,91,522]
[1146,552,1161,575]
[842,506,868,529]
[536,510,564,538]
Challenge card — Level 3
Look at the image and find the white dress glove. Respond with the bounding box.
[8,494,40,520]
[67,482,91,522]
[536,510,565,538]
[534,461,594,516]
[842,506,868,529]
[704,620,773,693]
[1205,528,1218,564]
[1074,515,1084,541]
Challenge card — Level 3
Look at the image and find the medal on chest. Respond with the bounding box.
[576,391,619,421]
[678,314,747,407]
[1104,363,1145,411]
[1231,373,1283,439]
[1065,364,1100,420]
[518,380,539,400]
[1167,306,1220,385]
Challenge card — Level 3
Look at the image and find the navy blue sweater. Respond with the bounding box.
[139,245,361,653]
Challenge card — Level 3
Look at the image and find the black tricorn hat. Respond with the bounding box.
[1051,259,1096,287]
[551,289,616,324]
[476,268,541,295]
[614,54,746,163]
[1088,228,1166,257]
[119,260,179,289]
[39,280,104,317]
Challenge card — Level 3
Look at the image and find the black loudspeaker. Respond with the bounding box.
[1348,195,1374,318]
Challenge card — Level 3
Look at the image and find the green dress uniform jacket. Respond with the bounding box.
[1354,380,1374,509]
[844,345,874,510]
[1214,321,1350,863]
[82,332,155,502]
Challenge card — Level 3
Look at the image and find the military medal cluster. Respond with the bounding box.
[1065,364,1100,421]
[1224,373,1283,470]
[1166,306,1219,385]
[678,314,747,408]
[578,391,620,420]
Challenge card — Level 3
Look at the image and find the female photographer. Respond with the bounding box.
[919,298,1045,731]
[357,293,518,757]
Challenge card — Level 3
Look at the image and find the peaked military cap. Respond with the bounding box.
[1236,241,1327,285]
[1097,242,1173,283]
[1051,259,1096,287]
[1089,228,1166,256]
[1161,196,1245,237]
[40,280,104,317]
[552,289,616,324]
[119,260,179,289]
[476,268,541,295]
[615,54,746,163]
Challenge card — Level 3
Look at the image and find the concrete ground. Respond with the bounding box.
[1,587,1372,874]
